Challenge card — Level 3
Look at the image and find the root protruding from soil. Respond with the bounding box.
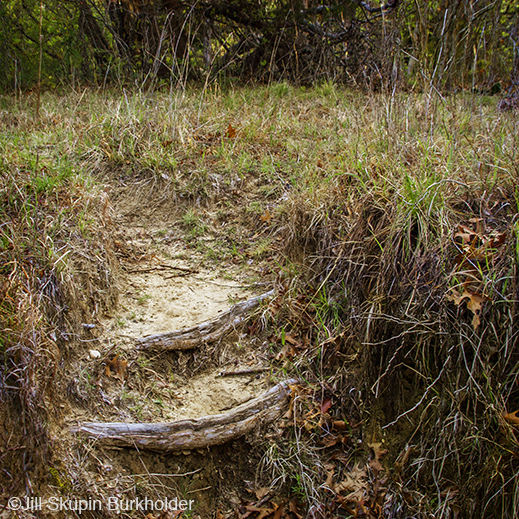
[73,378,295,451]
[135,290,275,351]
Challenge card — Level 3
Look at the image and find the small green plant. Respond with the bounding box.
[137,294,151,305]
[182,208,208,238]
[137,356,151,368]
[49,467,71,493]
[115,317,126,328]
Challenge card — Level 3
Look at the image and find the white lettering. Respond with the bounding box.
[107,497,119,511]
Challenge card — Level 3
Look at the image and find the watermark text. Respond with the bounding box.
[7,495,195,514]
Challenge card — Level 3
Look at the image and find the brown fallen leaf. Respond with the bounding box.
[447,289,490,329]
[289,501,303,519]
[320,398,333,414]
[260,210,272,225]
[321,434,340,448]
[241,505,274,519]
[465,291,490,329]
[105,354,128,381]
[454,224,476,245]
[275,342,296,361]
[225,123,236,139]
[334,463,368,502]
[273,502,284,519]
[324,463,335,488]
[490,232,506,248]
[447,288,470,306]
[333,420,347,430]
[503,410,519,426]
[367,438,388,476]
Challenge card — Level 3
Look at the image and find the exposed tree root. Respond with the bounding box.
[136,289,275,351]
[73,378,296,451]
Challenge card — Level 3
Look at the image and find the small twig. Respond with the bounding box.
[127,264,198,275]
[218,367,269,377]
[158,264,195,272]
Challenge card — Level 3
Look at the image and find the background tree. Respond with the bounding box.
[0,0,518,91]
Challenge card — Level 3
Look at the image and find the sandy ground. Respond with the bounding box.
[68,211,273,427]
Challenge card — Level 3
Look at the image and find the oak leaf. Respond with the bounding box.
[454,225,476,245]
[503,410,519,426]
[260,210,272,225]
[288,501,303,519]
[241,505,274,519]
[225,123,236,139]
[334,463,368,502]
[105,354,128,381]
[447,289,490,329]
[368,439,388,475]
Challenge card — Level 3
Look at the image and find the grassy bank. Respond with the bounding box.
[1,84,518,518]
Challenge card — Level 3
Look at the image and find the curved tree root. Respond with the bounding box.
[73,378,296,451]
[136,289,274,351]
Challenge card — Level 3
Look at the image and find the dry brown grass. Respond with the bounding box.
[1,85,519,518]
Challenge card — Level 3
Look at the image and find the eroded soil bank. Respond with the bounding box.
[2,89,518,519]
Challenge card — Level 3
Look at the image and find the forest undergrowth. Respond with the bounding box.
[1,82,518,518]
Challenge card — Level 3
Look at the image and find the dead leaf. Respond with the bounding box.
[254,487,271,500]
[369,440,388,461]
[321,435,340,448]
[260,210,272,225]
[490,232,506,248]
[333,420,347,430]
[465,291,490,329]
[273,502,284,519]
[161,139,173,147]
[105,354,128,381]
[288,501,303,519]
[275,342,295,361]
[447,288,469,306]
[320,398,333,414]
[503,410,519,426]
[368,439,388,476]
[447,289,490,329]
[454,225,476,244]
[241,505,274,519]
[225,123,236,139]
[334,463,368,502]
[324,464,335,488]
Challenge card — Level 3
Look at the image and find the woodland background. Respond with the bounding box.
[1,0,519,92]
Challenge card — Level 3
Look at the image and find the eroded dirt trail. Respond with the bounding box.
[68,187,276,428]
[59,176,290,519]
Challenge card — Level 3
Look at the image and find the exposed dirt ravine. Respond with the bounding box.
[68,202,275,425]
[56,177,290,519]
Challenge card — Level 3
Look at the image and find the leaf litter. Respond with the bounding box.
[447,219,508,329]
